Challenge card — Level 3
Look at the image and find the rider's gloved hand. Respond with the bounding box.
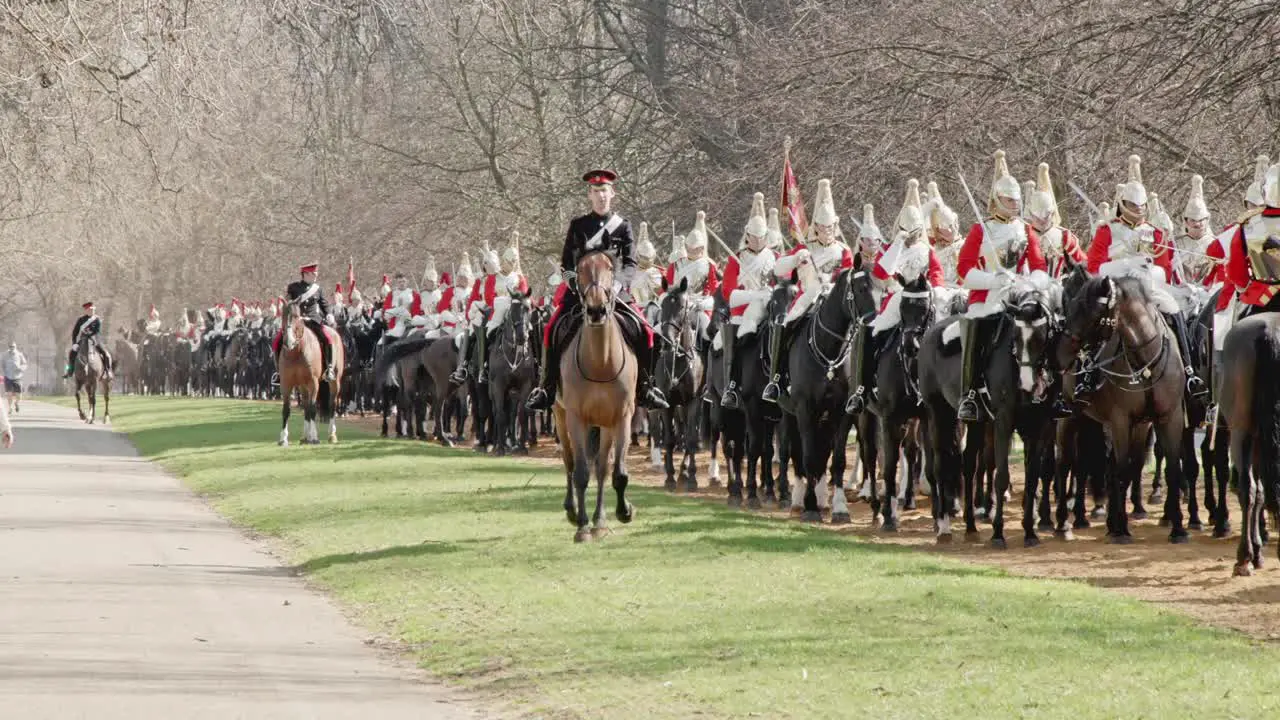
[325,314,336,326]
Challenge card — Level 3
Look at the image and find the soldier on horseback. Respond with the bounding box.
[1075,155,1208,403]
[1225,159,1280,317]
[1025,163,1087,278]
[285,263,337,381]
[924,183,964,285]
[956,150,1049,422]
[762,178,855,404]
[64,301,114,380]
[848,179,944,414]
[629,222,664,306]
[717,192,778,409]
[525,169,669,411]
[144,305,163,335]
[437,254,474,339]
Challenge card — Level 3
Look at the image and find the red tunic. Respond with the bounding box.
[1045,228,1087,277]
[872,246,945,312]
[1086,223,1173,282]
[719,256,761,318]
[957,223,1047,307]
[466,274,500,317]
[1226,209,1280,307]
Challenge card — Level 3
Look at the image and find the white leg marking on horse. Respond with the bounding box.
[650,446,662,467]
[817,474,831,510]
[858,475,872,500]
[329,418,338,442]
[709,456,720,481]
[897,457,909,500]
[938,515,952,537]
[1018,323,1035,391]
[790,477,804,510]
[279,428,289,446]
[832,487,850,517]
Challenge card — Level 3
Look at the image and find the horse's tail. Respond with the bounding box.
[318,377,334,422]
[1252,328,1280,513]
[373,335,430,387]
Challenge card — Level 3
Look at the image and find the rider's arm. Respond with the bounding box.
[1086,224,1111,275]
[927,250,945,286]
[1064,229,1087,265]
[958,224,1000,290]
[1225,224,1251,291]
[702,261,719,297]
[315,288,331,318]
[1151,228,1174,283]
[560,222,577,273]
[721,257,740,301]
[615,220,638,289]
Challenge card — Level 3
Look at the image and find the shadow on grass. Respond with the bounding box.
[298,539,484,573]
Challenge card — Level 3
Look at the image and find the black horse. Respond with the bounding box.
[488,291,538,457]
[777,261,877,523]
[655,278,705,492]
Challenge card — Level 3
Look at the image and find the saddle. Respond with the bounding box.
[553,300,645,348]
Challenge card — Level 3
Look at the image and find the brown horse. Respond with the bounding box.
[276,300,345,446]
[1219,312,1280,576]
[553,250,637,543]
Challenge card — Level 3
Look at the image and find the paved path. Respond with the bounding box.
[0,402,480,719]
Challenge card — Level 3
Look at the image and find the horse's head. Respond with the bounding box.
[576,251,616,326]
[1007,277,1062,398]
[898,275,935,348]
[1064,274,1125,350]
[281,299,305,350]
[659,277,697,351]
[506,289,533,346]
[846,253,878,321]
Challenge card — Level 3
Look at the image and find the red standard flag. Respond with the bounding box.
[346,258,356,295]
[779,137,807,246]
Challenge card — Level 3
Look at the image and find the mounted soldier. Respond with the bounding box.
[451,239,504,384]
[525,169,669,411]
[1172,177,1216,286]
[1077,154,1208,402]
[762,178,855,403]
[717,192,778,409]
[924,183,964,285]
[848,179,944,414]
[956,150,1050,422]
[1025,163,1086,278]
[381,272,423,344]
[64,301,115,380]
[670,211,720,319]
[1225,159,1280,318]
[1206,156,1268,297]
[144,305,163,335]
[226,299,245,333]
[283,263,337,381]
[417,256,443,331]
[438,253,474,340]
[485,232,531,332]
[629,222,664,307]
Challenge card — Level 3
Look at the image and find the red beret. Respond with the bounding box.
[82,302,94,310]
[300,263,318,274]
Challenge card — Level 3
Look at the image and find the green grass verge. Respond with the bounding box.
[69,397,1280,719]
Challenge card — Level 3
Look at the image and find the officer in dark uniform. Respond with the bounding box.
[285,263,337,381]
[526,169,668,411]
[64,301,114,379]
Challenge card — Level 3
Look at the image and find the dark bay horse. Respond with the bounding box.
[554,250,636,543]
[705,304,749,507]
[488,290,538,456]
[276,301,345,446]
[74,333,111,424]
[655,278,705,492]
[1062,275,1189,545]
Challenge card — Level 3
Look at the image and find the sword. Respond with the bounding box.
[956,167,1004,271]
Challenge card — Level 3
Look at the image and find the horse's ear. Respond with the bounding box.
[852,253,864,270]
[678,277,688,293]
[660,275,669,293]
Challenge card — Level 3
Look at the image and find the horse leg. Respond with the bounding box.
[492,388,507,458]
[1233,429,1258,574]
[591,428,612,539]
[1150,428,1166,504]
[568,418,593,542]
[75,385,85,421]
[102,384,110,424]
[684,401,700,492]
[279,389,291,446]
[1158,417,1189,542]
[990,422,1014,550]
[962,427,980,537]
[829,414,852,525]
[726,411,744,507]
[613,415,635,525]
[879,420,902,532]
[1107,421,1135,543]
[795,412,821,522]
[706,408,721,489]
[1131,430,1151,519]
[1184,427,1202,531]
[1214,426,1232,538]
[1021,424,1041,547]
[662,410,677,490]
[925,411,952,543]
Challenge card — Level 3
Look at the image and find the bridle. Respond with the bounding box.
[1069,278,1170,392]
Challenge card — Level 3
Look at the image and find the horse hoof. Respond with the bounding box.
[707,477,721,488]
[591,527,612,540]
[1188,520,1204,532]
[616,504,635,524]
[1107,534,1134,545]
[936,533,953,545]
[1253,556,1265,570]
[964,530,981,542]
[278,440,289,447]
[903,499,917,512]
[574,529,592,543]
[1157,516,1171,527]
[974,508,989,521]
[664,479,677,492]
[103,416,110,424]
[440,438,455,448]
[1024,536,1041,549]
[763,491,778,506]
[473,444,488,454]
[1233,562,1253,577]
[1169,532,1190,545]
[800,510,822,523]
[881,519,899,533]
[329,436,338,444]
[1073,519,1091,530]
[1091,507,1106,520]
[747,497,762,511]
[727,495,743,508]
[1053,529,1074,542]
[1213,525,1231,539]
[830,512,851,525]
[1037,520,1054,532]
[684,481,698,493]
[1148,491,1165,504]
[989,537,1007,550]
[1131,510,1149,521]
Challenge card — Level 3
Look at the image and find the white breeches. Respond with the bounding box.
[731,296,770,337]
[486,297,512,333]
[871,293,902,336]
[784,289,821,325]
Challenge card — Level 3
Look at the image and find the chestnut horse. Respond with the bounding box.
[553,250,637,543]
[276,300,345,446]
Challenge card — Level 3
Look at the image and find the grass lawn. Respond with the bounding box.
[74,396,1280,719]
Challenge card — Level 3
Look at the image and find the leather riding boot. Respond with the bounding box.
[450,331,470,385]
[844,322,871,415]
[64,349,76,378]
[476,327,489,384]
[320,339,334,381]
[633,335,670,410]
[762,318,785,403]
[719,323,741,409]
[526,339,558,411]
[957,317,985,423]
[1167,312,1208,399]
[99,348,115,380]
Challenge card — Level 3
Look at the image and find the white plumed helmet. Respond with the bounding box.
[1183,174,1210,221]
[811,178,838,227]
[685,211,708,251]
[744,192,768,239]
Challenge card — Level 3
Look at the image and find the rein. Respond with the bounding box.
[805,273,862,380]
[1076,298,1171,392]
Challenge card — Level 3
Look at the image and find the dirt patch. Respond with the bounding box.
[345,414,1280,642]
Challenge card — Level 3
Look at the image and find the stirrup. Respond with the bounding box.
[762,378,781,403]
[322,366,336,382]
[449,367,468,384]
[642,386,670,410]
[721,385,741,409]
[845,388,865,415]
[526,387,552,410]
[957,391,982,421]
[1186,370,1208,398]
